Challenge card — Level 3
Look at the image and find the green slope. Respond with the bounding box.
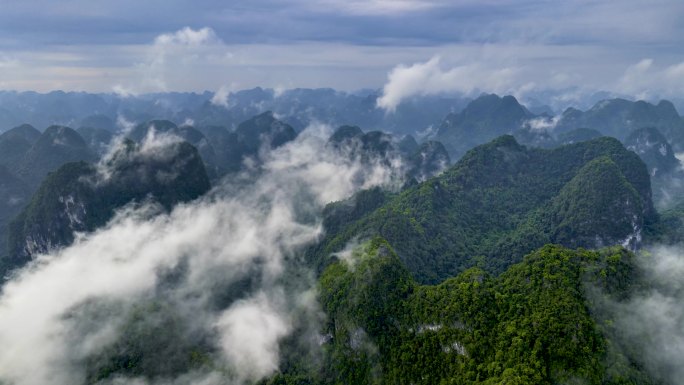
[307,239,653,385]
[312,135,654,284]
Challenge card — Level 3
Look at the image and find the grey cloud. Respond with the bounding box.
[1,1,683,48]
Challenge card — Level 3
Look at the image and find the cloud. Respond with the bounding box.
[154,27,219,46]
[594,246,684,384]
[0,123,405,385]
[126,26,229,93]
[377,56,521,112]
[0,0,681,97]
[522,115,561,132]
[617,58,684,100]
[211,84,234,107]
[112,84,137,98]
[215,292,290,382]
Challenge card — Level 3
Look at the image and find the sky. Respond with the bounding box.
[0,0,683,104]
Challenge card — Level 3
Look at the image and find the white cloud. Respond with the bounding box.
[154,27,219,47]
[377,56,520,112]
[126,26,229,93]
[602,246,684,384]
[211,84,235,107]
[0,123,405,385]
[111,84,137,98]
[617,58,684,101]
[665,61,684,80]
[522,115,561,132]
[215,292,290,382]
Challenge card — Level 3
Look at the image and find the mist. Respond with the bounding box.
[0,123,404,385]
[594,245,684,385]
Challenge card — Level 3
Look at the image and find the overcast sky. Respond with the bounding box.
[0,0,682,104]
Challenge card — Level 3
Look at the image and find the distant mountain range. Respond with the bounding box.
[0,89,469,137]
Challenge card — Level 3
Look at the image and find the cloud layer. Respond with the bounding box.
[0,123,404,385]
[0,1,683,102]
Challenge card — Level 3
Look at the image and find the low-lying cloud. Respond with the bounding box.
[0,123,404,385]
[598,246,684,385]
[376,56,522,112]
[522,115,561,132]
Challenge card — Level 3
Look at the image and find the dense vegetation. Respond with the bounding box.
[268,238,653,384]
[312,135,655,284]
[436,94,534,159]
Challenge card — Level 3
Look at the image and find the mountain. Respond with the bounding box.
[128,120,219,177]
[328,126,395,159]
[556,99,684,150]
[307,239,652,385]
[235,111,298,154]
[0,166,30,259]
[624,126,680,177]
[127,114,298,177]
[0,91,112,131]
[79,114,117,131]
[512,126,557,148]
[0,124,41,169]
[0,89,469,140]
[436,94,534,160]
[542,156,645,248]
[127,119,179,142]
[188,87,467,136]
[3,140,210,273]
[77,126,114,155]
[200,111,299,173]
[406,141,450,181]
[17,125,97,189]
[196,125,243,174]
[313,135,654,284]
[198,112,298,174]
[557,127,604,144]
[327,125,450,182]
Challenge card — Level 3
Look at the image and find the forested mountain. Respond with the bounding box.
[313,135,654,283]
[327,125,450,182]
[305,239,652,385]
[436,94,534,159]
[2,140,210,275]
